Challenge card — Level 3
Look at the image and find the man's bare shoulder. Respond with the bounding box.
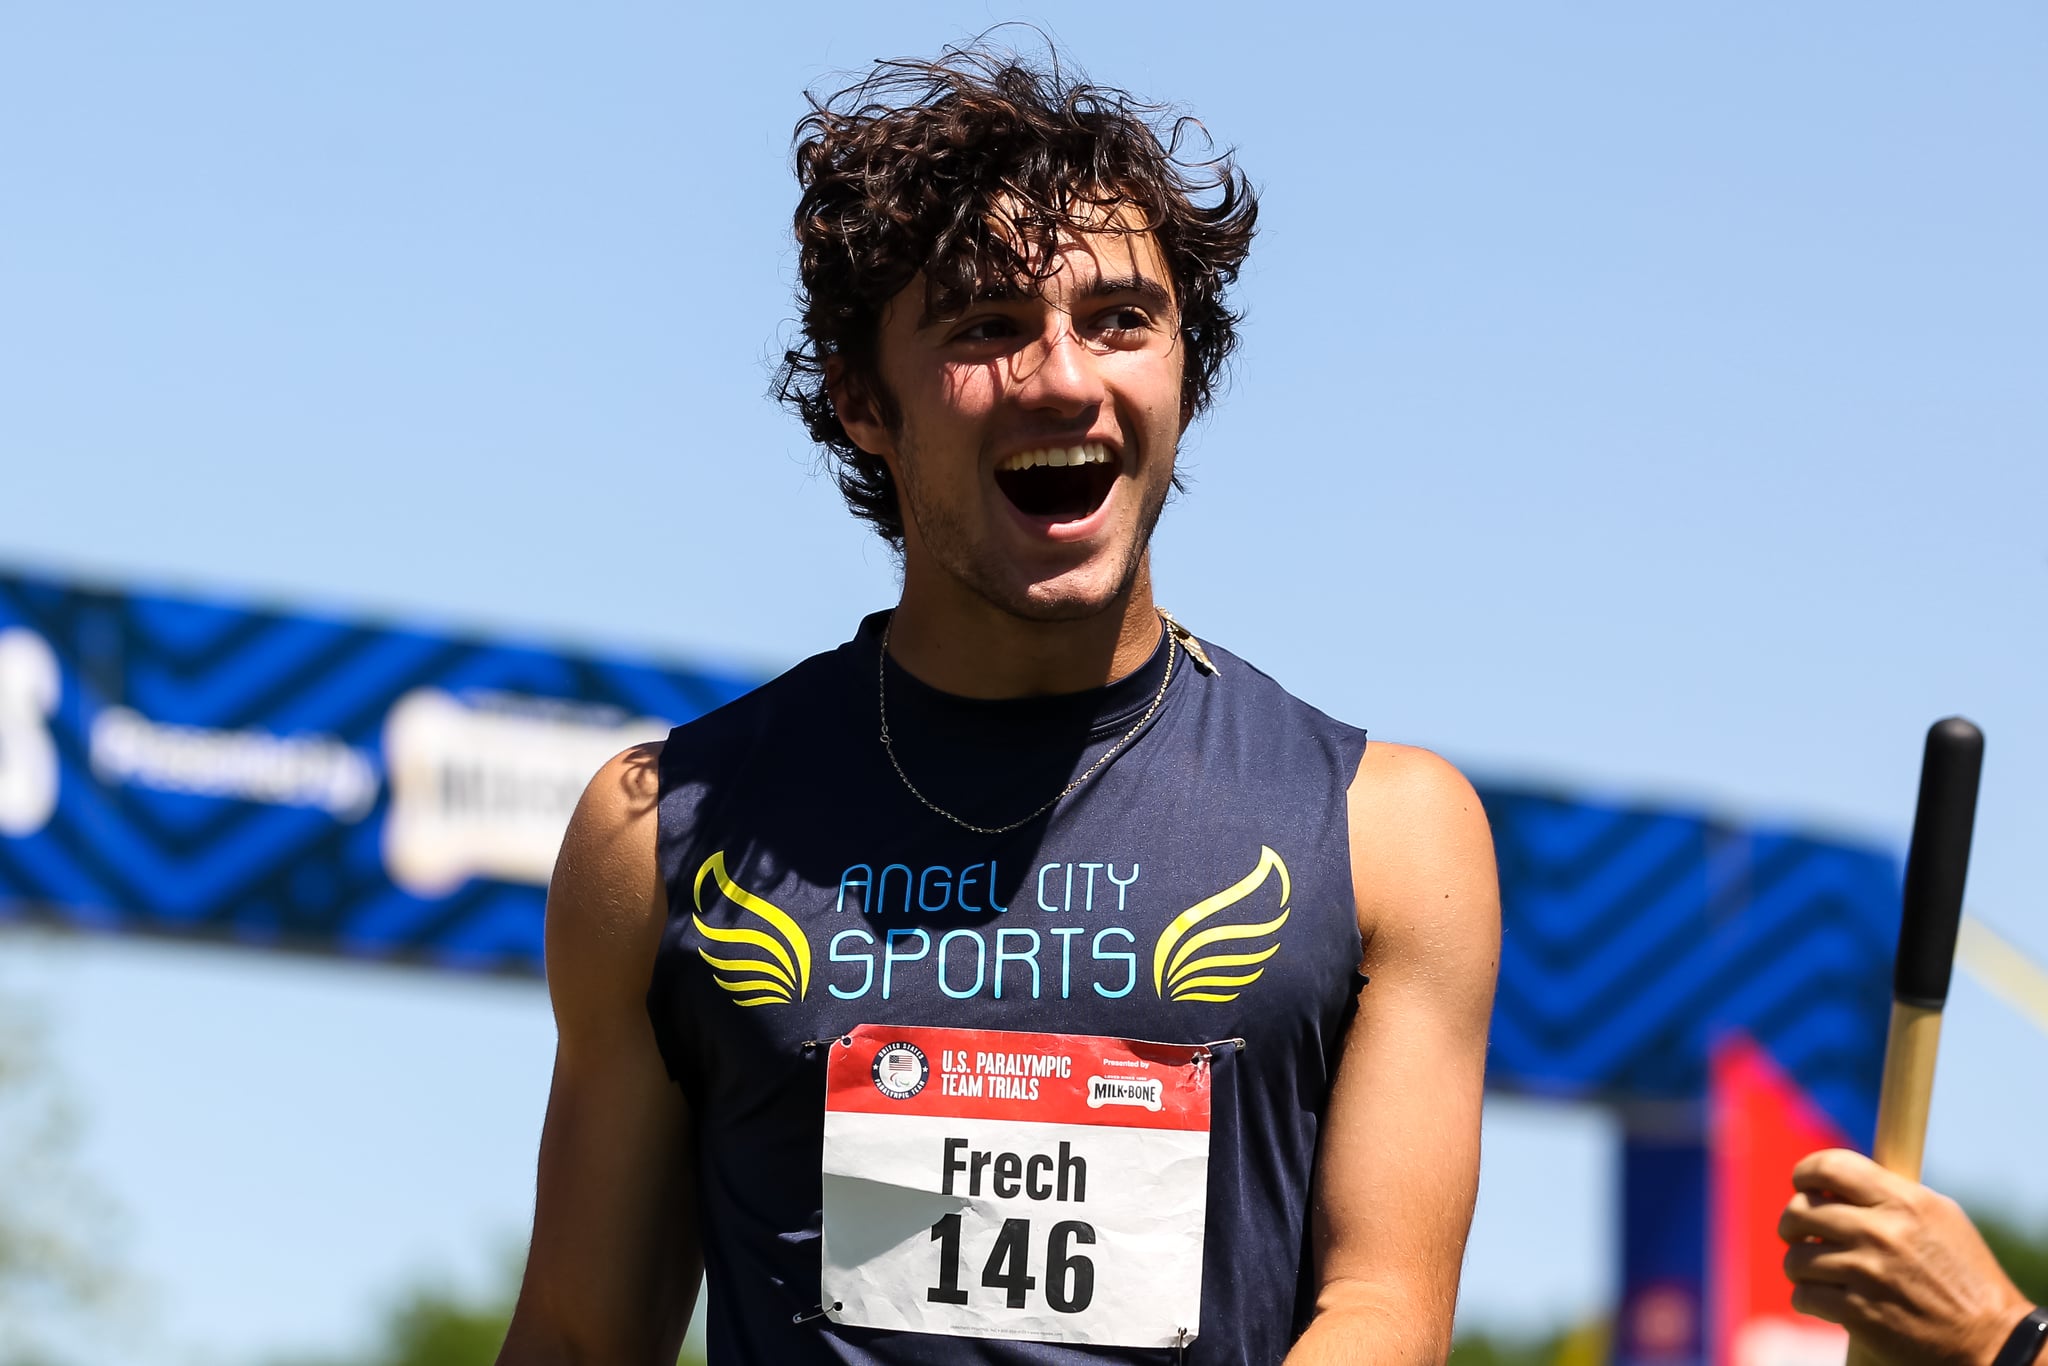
[1345,741,1500,955]
[545,740,669,1028]
[1346,740,1490,851]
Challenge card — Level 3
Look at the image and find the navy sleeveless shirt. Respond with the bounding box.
[649,612,1368,1366]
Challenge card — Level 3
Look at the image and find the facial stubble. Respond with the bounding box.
[893,432,1174,625]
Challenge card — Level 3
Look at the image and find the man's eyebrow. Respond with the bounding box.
[918,281,1027,329]
[1080,274,1175,311]
[917,273,1175,329]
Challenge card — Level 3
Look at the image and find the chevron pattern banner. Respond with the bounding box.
[0,567,1899,1130]
[1481,787,1897,1144]
[0,567,753,974]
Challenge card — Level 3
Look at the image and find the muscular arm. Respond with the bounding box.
[497,743,701,1365]
[1286,743,1501,1366]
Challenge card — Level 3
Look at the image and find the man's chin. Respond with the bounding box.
[967,556,1145,625]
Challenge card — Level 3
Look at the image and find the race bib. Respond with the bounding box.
[820,1024,1212,1349]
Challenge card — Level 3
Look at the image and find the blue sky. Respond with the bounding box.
[2,3,2044,1362]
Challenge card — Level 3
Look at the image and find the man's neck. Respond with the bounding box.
[885,566,1164,700]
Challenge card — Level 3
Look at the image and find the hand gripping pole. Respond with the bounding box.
[1845,717,1985,1366]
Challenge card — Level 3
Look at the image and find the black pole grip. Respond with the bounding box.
[1893,717,1985,1009]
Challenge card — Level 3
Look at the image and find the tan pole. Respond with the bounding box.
[1867,1002,1943,1182]
[1843,719,1984,1366]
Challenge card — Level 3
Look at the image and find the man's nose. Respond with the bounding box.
[1010,320,1104,417]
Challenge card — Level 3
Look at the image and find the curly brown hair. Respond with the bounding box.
[772,42,1258,547]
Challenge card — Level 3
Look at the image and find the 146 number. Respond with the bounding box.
[927,1213,1096,1314]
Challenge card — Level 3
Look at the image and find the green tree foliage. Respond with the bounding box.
[270,1256,708,1366]
[347,1281,510,1366]
[1970,1206,2048,1308]
[0,978,127,1366]
[1449,1319,1606,1366]
[266,1257,519,1366]
[1448,1331,1563,1366]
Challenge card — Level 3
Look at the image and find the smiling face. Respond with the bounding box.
[834,223,1188,624]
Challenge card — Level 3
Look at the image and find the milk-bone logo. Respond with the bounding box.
[872,1042,930,1100]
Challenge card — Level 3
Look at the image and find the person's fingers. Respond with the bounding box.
[1782,1240,1867,1287]
[1791,1148,1900,1206]
[1778,1189,1879,1245]
[1789,1280,1853,1326]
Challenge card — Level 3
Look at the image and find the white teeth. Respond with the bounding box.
[997,442,1113,472]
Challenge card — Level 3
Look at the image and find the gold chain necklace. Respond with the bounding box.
[877,609,1206,836]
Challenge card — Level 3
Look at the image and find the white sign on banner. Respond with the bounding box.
[820,1024,1213,1350]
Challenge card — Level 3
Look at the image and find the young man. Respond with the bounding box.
[498,48,1499,1366]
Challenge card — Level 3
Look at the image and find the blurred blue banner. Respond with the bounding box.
[0,566,1894,1135]
[0,566,753,973]
[1482,787,1895,1143]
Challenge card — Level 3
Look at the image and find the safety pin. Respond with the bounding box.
[800,1033,854,1052]
[790,1301,840,1324]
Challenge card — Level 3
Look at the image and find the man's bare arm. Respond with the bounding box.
[497,742,701,1365]
[1286,742,1501,1366]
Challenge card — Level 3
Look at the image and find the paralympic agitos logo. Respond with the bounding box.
[690,846,1291,1007]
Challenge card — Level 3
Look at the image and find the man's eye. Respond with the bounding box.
[952,317,1015,343]
[1096,308,1153,335]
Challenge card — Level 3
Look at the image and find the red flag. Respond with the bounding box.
[1710,1034,1852,1366]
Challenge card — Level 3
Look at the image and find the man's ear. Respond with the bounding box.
[826,356,896,459]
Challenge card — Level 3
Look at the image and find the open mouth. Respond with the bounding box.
[993,442,1119,522]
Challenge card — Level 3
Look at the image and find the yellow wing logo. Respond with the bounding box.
[1153,846,1291,1003]
[693,851,811,1007]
